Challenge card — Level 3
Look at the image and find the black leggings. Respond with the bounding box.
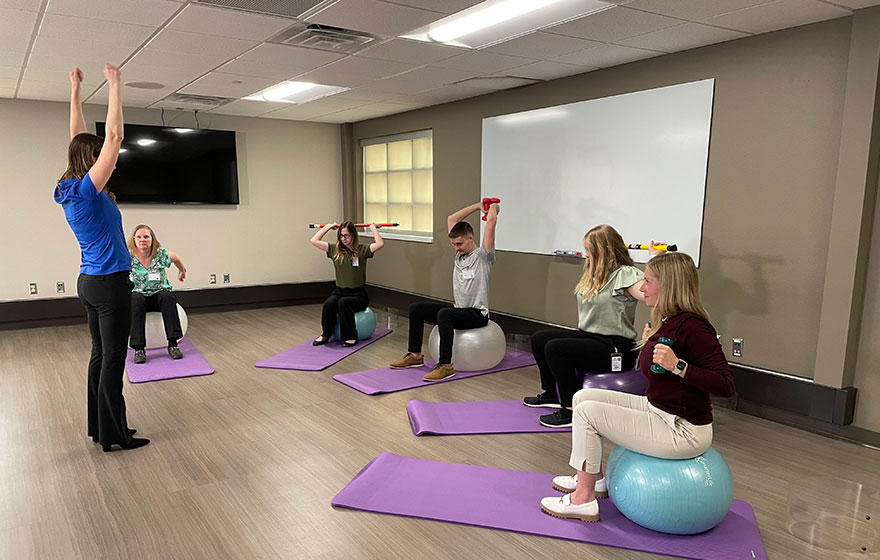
[78,271,135,446]
[407,302,488,365]
[129,290,183,349]
[531,329,637,407]
[321,286,369,341]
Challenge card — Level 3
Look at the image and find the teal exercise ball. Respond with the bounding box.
[331,307,377,341]
[606,446,734,535]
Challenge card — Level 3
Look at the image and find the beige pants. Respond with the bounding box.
[569,388,713,474]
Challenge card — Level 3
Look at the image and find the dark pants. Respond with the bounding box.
[78,271,135,446]
[129,290,183,350]
[321,286,369,341]
[407,302,488,365]
[531,329,638,407]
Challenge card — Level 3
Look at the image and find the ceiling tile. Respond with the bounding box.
[145,29,256,61]
[87,83,169,107]
[618,22,748,52]
[293,67,373,88]
[0,51,25,66]
[46,0,182,27]
[167,3,294,41]
[0,76,17,88]
[0,8,38,53]
[219,43,344,80]
[0,65,19,79]
[179,72,277,98]
[307,113,356,123]
[299,55,416,83]
[827,0,880,7]
[380,0,483,13]
[431,50,535,73]
[18,79,100,102]
[207,99,289,116]
[707,0,851,34]
[0,87,15,98]
[547,6,682,42]
[370,65,475,94]
[262,102,344,120]
[125,49,223,78]
[552,43,663,67]
[38,14,156,49]
[356,38,463,65]
[626,0,777,22]
[484,31,601,59]
[0,0,41,10]
[396,83,486,104]
[331,88,397,102]
[507,60,594,80]
[306,0,442,36]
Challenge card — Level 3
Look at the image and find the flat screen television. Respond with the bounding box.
[94,122,239,204]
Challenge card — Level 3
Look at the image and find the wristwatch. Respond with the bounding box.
[673,359,687,377]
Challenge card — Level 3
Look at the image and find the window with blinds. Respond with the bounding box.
[362,130,433,241]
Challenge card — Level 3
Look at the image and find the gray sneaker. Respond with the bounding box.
[168,346,184,360]
[133,349,146,364]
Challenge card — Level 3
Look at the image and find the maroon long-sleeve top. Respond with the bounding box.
[638,312,735,425]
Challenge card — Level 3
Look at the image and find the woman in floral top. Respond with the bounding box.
[128,224,187,363]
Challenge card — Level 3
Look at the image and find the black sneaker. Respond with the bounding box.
[539,408,573,428]
[133,349,146,364]
[168,346,184,360]
[523,392,562,409]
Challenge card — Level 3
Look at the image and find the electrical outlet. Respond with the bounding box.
[28,282,37,295]
[223,273,230,284]
[210,274,217,284]
[56,281,65,294]
[732,338,743,358]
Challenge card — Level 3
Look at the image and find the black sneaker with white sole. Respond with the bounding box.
[523,392,562,409]
[133,349,146,364]
[539,408,573,428]
[168,346,184,360]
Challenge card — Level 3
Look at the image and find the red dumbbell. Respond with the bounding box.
[481,197,500,220]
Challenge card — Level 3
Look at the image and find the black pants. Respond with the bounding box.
[321,286,369,341]
[129,290,183,349]
[407,302,488,365]
[78,271,135,446]
[531,329,638,407]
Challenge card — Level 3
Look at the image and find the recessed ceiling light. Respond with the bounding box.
[404,0,611,49]
[136,139,156,146]
[125,81,165,90]
[244,81,349,104]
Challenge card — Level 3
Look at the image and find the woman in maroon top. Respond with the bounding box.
[540,252,735,522]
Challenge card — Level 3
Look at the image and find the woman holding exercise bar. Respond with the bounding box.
[310,221,385,347]
[523,225,661,428]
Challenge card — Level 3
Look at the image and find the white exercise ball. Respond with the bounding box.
[144,303,188,349]
[428,320,506,372]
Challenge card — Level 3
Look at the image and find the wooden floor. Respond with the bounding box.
[1,305,878,559]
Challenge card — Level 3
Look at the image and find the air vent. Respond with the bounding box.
[158,93,235,110]
[270,22,384,54]
[195,0,330,19]
[454,76,543,91]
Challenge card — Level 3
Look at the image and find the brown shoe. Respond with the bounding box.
[423,364,455,382]
[389,353,425,369]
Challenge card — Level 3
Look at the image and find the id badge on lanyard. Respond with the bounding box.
[611,348,622,372]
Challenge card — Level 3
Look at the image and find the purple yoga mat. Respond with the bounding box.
[125,337,214,383]
[255,328,392,371]
[333,453,767,560]
[333,350,537,395]
[407,400,570,435]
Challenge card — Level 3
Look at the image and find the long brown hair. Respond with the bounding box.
[639,252,710,347]
[58,132,116,200]
[573,224,635,300]
[128,224,161,260]
[334,221,359,263]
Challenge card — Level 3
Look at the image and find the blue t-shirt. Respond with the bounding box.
[54,173,130,275]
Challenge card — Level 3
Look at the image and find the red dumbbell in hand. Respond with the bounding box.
[482,197,500,220]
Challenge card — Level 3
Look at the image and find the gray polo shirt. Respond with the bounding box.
[453,247,495,316]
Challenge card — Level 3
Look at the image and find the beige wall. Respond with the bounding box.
[352,18,851,380]
[0,98,342,302]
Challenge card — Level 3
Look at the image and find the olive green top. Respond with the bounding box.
[576,265,644,340]
[327,244,373,288]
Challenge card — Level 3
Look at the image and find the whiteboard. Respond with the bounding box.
[480,79,714,265]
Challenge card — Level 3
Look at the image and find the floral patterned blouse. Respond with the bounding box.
[130,247,173,296]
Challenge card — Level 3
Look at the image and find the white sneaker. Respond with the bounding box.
[540,493,600,522]
[551,474,608,498]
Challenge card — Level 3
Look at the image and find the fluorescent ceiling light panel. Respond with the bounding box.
[403,0,612,49]
[244,81,349,104]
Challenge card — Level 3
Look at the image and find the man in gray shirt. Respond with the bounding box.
[390,201,499,381]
